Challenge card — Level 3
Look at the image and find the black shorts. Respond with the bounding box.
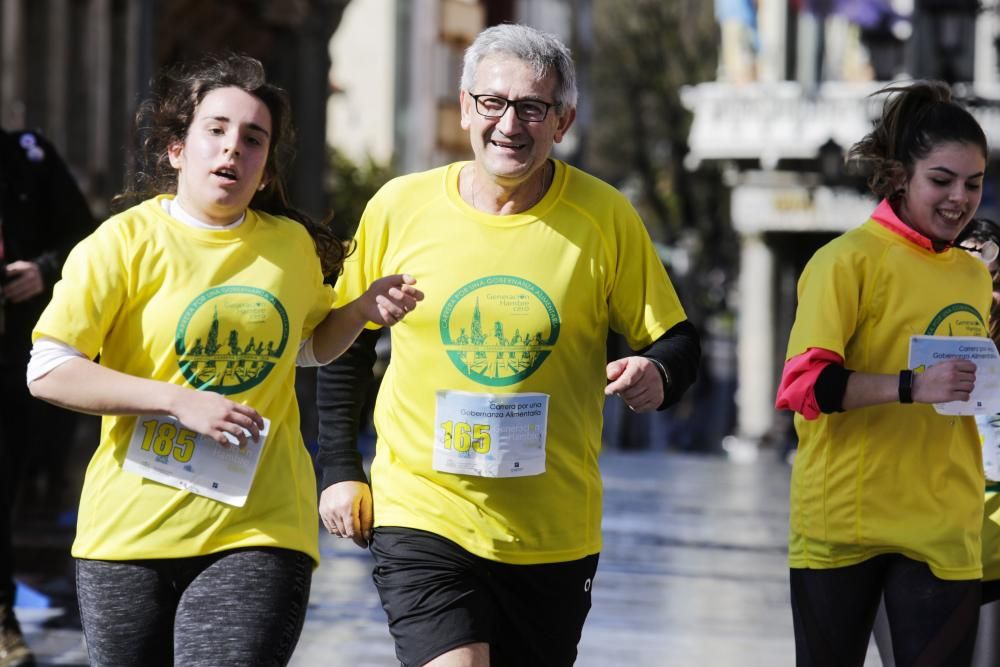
[370,527,599,667]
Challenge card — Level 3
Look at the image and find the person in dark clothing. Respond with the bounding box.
[0,128,95,667]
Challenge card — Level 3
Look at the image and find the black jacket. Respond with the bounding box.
[1,129,96,363]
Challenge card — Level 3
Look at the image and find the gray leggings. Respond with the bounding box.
[76,547,312,667]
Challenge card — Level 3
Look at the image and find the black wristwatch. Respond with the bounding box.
[898,369,914,404]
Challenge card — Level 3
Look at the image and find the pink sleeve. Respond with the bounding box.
[774,348,845,420]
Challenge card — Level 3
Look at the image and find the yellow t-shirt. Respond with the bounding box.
[786,218,991,580]
[978,415,1000,580]
[33,196,335,564]
[335,160,687,564]
[984,487,1000,581]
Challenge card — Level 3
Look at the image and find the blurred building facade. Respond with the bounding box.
[684,0,1000,447]
[0,0,350,219]
[326,0,584,176]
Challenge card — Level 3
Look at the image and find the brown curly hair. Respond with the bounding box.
[115,53,349,277]
[848,80,988,201]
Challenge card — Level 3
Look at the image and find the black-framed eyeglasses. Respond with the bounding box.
[470,93,561,123]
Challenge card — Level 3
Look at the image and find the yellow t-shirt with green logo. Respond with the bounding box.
[335,160,686,564]
[33,196,334,564]
[786,218,991,579]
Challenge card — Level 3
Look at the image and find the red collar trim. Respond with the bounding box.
[870,199,942,253]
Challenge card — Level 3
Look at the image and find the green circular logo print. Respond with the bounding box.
[175,286,289,394]
[440,275,559,386]
[924,303,987,337]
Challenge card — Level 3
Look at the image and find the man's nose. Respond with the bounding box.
[495,104,522,133]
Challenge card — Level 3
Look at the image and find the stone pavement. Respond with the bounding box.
[19,449,886,666]
[290,449,812,667]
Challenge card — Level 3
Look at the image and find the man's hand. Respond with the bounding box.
[3,260,44,303]
[605,356,664,413]
[319,481,373,548]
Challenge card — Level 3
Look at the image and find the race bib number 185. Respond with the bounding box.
[122,414,270,507]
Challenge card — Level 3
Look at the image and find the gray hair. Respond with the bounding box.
[460,24,578,110]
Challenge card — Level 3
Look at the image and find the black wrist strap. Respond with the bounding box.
[898,369,914,404]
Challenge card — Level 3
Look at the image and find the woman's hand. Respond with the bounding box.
[362,274,424,326]
[913,359,977,404]
[29,358,264,447]
[310,274,424,364]
[168,386,265,447]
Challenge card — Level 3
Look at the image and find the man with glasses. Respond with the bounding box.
[317,23,700,667]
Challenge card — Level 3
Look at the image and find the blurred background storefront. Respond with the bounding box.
[5,0,1000,465]
[684,0,1000,457]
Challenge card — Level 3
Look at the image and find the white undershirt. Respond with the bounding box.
[26,199,322,385]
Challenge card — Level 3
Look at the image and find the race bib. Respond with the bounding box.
[433,391,548,478]
[122,414,270,507]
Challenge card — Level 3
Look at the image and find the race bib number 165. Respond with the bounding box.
[432,391,548,478]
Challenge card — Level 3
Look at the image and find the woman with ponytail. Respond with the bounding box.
[776,80,992,665]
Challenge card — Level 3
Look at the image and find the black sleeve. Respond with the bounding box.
[32,133,96,286]
[639,319,701,410]
[315,328,380,491]
[814,362,854,413]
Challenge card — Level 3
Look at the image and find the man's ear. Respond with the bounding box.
[553,107,577,144]
[459,89,473,131]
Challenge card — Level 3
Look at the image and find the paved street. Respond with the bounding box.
[18,449,885,666]
[291,449,804,667]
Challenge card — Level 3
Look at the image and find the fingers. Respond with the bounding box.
[348,513,368,549]
[198,402,264,448]
[605,359,627,383]
[319,483,373,548]
[376,294,407,324]
[323,513,347,539]
[2,262,44,303]
[218,405,266,448]
[373,274,424,326]
[319,489,346,536]
[620,386,654,411]
[232,404,265,438]
[357,494,373,547]
[319,511,337,536]
[604,358,665,411]
[916,360,978,403]
[952,359,977,373]
[323,507,355,544]
[605,359,640,396]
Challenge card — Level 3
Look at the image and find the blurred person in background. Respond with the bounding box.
[776,81,991,665]
[0,126,95,667]
[957,218,1000,667]
[316,23,700,667]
